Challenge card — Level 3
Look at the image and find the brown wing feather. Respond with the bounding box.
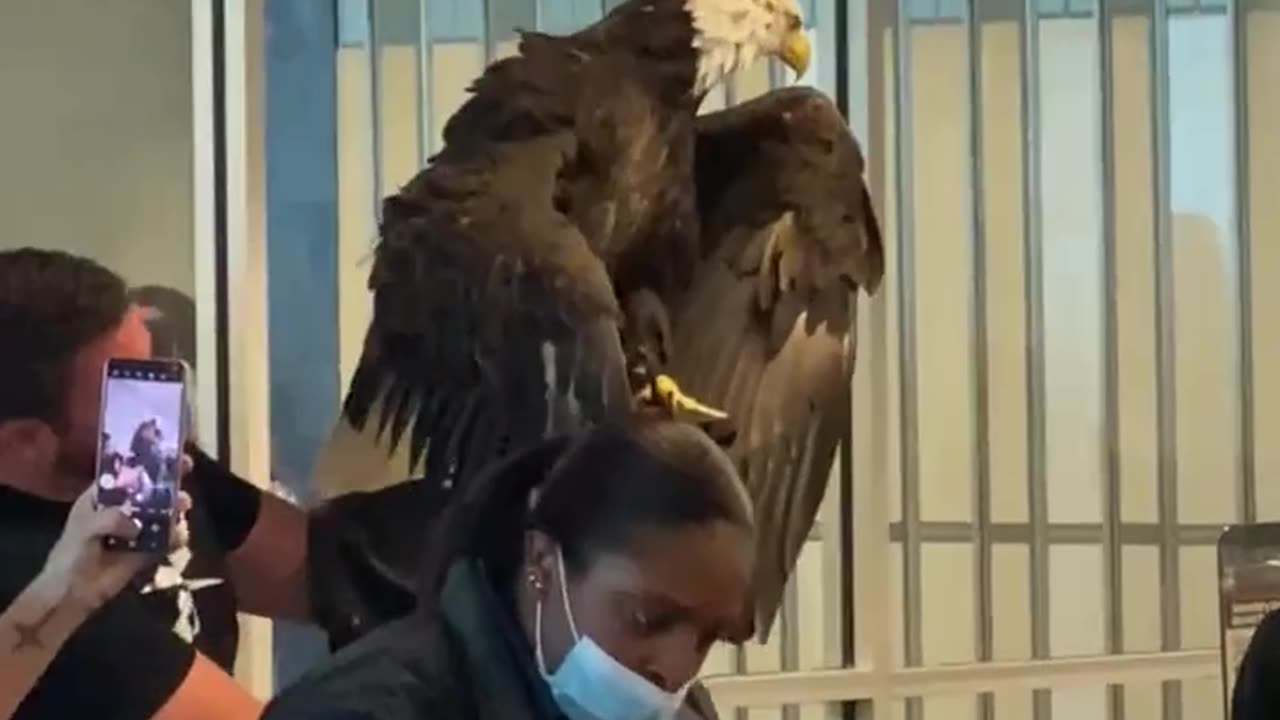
[335,133,632,495]
[672,87,884,640]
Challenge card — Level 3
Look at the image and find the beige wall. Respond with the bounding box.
[877,12,1280,720]
[1247,13,1280,519]
[0,0,195,292]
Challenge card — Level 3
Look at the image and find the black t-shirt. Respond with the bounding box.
[0,481,239,720]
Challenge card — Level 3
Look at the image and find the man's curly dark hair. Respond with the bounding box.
[0,248,129,426]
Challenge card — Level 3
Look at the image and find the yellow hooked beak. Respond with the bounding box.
[778,28,811,78]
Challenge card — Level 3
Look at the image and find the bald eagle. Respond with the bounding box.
[310,0,881,643]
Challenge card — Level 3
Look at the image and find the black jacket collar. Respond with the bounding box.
[440,559,565,720]
[437,558,722,720]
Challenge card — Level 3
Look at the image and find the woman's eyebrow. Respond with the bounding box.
[621,590,694,618]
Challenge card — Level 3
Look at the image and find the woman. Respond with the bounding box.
[265,417,755,720]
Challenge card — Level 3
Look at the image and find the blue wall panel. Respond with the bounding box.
[538,0,606,32]
[264,0,340,689]
[339,0,484,46]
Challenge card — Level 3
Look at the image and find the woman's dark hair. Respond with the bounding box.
[418,415,753,607]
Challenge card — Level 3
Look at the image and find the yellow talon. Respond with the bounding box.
[636,373,729,421]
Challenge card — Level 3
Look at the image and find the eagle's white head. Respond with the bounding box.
[684,0,811,94]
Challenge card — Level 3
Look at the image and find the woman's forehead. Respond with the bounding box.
[586,524,753,621]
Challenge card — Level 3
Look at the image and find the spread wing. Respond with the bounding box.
[670,88,885,640]
[314,22,704,500]
[314,133,632,498]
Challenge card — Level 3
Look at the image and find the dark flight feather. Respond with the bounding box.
[333,0,707,495]
[343,133,632,489]
[671,87,885,641]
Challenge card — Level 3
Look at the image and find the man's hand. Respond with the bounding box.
[36,482,193,618]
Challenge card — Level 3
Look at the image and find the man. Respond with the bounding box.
[0,248,441,719]
[0,248,291,719]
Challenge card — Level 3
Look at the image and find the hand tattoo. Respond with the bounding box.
[12,605,57,651]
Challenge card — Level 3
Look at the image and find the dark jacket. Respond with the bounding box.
[306,477,452,650]
[1232,607,1280,720]
[266,558,720,720]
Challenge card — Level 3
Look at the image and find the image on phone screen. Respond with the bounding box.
[95,358,187,552]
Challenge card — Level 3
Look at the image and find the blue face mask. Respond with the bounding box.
[535,548,691,720]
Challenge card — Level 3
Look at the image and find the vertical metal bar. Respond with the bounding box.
[365,0,384,223]
[833,1,858,710]
[415,0,432,164]
[829,0,860,712]
[725,72,740,108]
[1148,0,1180,716]
[836,0,852,119]
[767,58,785,90]
[964,1,994,719]
[212,0,232,463]
[1095,0,1125,717]
[732,647,748,720]
[482,0,494,62]
[892,1,923,720]
[842,0,883,714]
[780,577,801,720]
[837,390,856,697]
[1231,0,1256,526]
[224,0,275,692]
[193,0,223,459]
[1018,0,1050,716]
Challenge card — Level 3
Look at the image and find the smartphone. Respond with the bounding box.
[1217,523,1280,715]
[94,358,189,552]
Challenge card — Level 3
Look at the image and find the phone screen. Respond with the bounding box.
[95,358,187,552]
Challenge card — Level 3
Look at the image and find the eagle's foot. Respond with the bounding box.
[635,373,729,422]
